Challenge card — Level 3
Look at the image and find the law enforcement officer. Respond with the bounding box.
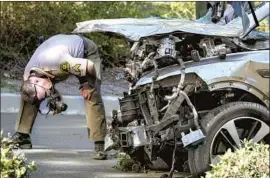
[11,34,107,160]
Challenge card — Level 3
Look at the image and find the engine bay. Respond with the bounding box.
[125,33,269,84]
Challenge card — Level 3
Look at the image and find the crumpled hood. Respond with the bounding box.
[73,2,269,41]
[73,17,243,41]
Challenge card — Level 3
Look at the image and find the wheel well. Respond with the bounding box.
[191,88,267,112]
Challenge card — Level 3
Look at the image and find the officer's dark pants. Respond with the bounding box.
[15,38,107,142]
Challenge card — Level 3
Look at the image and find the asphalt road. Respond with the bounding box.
[1,113,190,178]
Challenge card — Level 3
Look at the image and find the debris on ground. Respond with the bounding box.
[113,152,136,172]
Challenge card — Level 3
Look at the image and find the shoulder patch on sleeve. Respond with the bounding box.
[73,64,81,73]
[60,61,70,72]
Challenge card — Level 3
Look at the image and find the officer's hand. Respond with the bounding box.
[80,88,95,100]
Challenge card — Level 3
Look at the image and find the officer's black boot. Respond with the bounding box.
[10,132,32,149]
[94,141,107,160]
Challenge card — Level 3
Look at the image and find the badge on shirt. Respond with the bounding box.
[60,61,70,72]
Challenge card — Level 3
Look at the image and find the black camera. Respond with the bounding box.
[47,94,68,114]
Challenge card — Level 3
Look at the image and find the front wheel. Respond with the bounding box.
[188,102,270,177]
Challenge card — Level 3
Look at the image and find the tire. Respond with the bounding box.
[188,102,270,177]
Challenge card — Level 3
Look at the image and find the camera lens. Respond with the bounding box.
[60,103,68,111]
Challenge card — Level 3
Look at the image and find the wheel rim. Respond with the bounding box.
[210,116,270,164]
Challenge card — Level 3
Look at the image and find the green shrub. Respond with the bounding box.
[0,131,37,178]
[113,153,136,172]
[204,140,270,178]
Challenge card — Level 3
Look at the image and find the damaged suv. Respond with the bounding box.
[73,2,269,177]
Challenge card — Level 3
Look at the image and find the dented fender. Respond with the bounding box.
[135,50,269,105]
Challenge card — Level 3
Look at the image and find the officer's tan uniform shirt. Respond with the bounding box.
[24,34,88,81]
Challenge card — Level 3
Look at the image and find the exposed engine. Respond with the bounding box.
[124,34,244,85]
[71,1,270,176]
[105,30,269,175]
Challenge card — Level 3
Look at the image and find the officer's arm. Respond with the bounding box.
[60,54,96,77]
